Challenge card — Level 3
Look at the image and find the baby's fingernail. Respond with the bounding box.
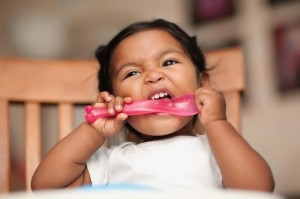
[106,96,112,101]
[115,104,122,111]
[109,108,115,114]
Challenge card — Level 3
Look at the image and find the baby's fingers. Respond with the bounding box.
[107,96,132,115]
[96,91,113,103]
[114,96,126,112]
[95,92,118,115]
[103,113,128,137]
[94,92,113,108]
[94,92,133,117]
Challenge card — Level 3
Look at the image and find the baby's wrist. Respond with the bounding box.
[203,119,227,130]
[86,122,106,140]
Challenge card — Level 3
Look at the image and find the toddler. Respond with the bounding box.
[31,19,274,192]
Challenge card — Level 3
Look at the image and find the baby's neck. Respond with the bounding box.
[141,128,195,142]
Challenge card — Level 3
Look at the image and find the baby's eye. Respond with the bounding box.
[124,71,140,79]
[163,59,178,67]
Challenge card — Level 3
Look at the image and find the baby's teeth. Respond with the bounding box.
[151,92,169,100]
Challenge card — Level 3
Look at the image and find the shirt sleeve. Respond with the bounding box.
[86,146,111,186]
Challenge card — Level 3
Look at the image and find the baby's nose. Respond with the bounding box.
[145,69,165,84]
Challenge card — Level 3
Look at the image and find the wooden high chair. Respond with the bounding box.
[0,47,244,193]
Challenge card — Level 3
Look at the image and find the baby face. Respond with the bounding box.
[111,29,199,136]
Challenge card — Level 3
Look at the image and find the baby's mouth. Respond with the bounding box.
[150,92,172,100]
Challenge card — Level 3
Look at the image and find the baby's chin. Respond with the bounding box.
[128,115,193,136]
[131,125,175,137]
[140,130,174,137]
[139,132,177,142]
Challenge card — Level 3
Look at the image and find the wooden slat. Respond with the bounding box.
[0,59,98,103]
[58,103,74,140]
[0,100,10,193]
[206,48,244,92]
[24,102,41,191]
[224,92,241,132]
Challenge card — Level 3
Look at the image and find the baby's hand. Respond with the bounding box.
[195,87,226,128]
[89,91,133,138]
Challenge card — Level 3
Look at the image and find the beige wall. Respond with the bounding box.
[1,0,300,196]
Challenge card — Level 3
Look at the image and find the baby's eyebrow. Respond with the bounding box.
[159,48,185,57]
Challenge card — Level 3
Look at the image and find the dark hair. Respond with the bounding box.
[95,18,206,93]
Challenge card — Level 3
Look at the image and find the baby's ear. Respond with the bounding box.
[198,72,209,87]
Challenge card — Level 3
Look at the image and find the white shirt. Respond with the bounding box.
[87,135,222,192]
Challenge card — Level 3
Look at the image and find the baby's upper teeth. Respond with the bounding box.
[151,92,168,100]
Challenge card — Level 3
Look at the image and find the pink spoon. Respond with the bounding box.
[85,93,198,123]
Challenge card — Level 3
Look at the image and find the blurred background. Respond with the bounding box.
[1,0,300,198]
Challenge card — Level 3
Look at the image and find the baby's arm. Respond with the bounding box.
[31,122,104,189]
[31,92,130,189]
[195,87,275,191]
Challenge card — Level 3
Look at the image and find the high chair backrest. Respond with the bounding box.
[0,47,244,192]
[195,48,244,133]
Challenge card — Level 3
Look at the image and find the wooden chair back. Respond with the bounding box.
[0,47,244,192]
[197,48,244,133]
